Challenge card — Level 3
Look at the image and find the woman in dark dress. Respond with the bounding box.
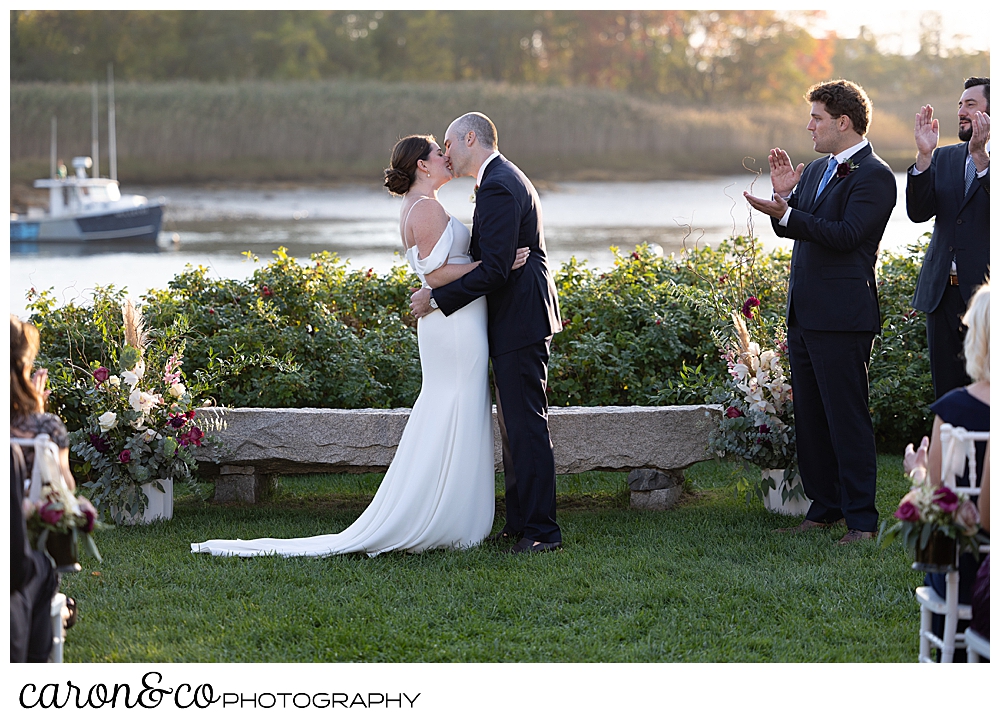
[905,283,989,660]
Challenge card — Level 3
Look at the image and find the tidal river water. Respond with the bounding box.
[9,173,930,317]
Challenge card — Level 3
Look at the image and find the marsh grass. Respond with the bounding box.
[59,456,922,663]
[11,80,916,184]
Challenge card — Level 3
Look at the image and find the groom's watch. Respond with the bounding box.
[428,293,439,310]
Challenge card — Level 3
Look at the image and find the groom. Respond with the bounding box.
[410,112,564,553]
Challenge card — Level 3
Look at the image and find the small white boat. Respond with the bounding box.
[10,66,164,245]
[11,157,164,244]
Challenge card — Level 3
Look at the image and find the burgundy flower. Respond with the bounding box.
[894,501,921,522]
[836,159,857,178]
[118,449,131,464]
[742,296,760,319]
[169,415,187,428]
[39,503,63,526]
[93,366,110,383]
[261,285,273,297]
[933,486,959,513]
[186,410,197,420]
[758,424,770,433]
[81,506,96,533]
[89,434,111,453]
[725,406,743,418]
[180,426,205,447]
[631,251,640,260]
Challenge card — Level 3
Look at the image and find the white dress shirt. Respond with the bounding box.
[778,139,870,227]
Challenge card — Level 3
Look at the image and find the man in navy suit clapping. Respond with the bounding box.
[745,80,897,545]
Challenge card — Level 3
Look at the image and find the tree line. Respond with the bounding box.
[10,10,989,105]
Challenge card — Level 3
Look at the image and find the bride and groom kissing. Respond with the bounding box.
[193,112,564,557]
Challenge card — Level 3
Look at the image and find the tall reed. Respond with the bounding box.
[11,80,916,183]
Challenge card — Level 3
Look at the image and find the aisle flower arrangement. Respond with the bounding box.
[709,311,802,502]
[70,300,223,523]
[25,467,103,565]
[880,475,987,562]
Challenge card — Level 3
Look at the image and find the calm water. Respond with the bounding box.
[9,173,930,317]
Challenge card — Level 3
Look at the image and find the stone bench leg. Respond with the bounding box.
[213,466,275,504]
[628,469,683,510]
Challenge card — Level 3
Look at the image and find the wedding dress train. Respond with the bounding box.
[192,213,495,557]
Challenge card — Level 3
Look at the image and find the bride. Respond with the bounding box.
[192,135,528,557]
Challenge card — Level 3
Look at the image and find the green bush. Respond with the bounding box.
[26,238,933,453]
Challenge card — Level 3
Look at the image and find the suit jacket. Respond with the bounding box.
[907,142,991,313]
[433,155,562,356]
[772,143,897,333]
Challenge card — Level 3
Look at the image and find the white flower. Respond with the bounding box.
[168,382,186,398]
[122,370,140,389]
[134,359,146,380]
[97,411,118,432]
[143,428,157,442]
[129,388,161,414]
[108,375,121,387]
[732,362,749,379]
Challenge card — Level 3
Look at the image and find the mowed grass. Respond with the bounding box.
[59,456,922,663]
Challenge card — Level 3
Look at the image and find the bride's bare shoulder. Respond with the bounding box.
[402,198,451,253]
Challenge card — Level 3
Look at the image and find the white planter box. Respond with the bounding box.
[112,478,173,524]
[761,469,811,516]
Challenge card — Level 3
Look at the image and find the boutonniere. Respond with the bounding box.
[836,159,859,178]
[470,184,479,204]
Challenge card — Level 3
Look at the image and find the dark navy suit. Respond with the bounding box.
[432,155,563,543]
[772,143,896,532]
[907,142,991,400]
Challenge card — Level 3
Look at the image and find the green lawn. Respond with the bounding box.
[59,456,923,662]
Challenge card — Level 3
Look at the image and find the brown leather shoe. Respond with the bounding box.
[837,529,875,545]
[773,518,845,534]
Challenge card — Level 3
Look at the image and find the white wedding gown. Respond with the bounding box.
[191,212,495,557]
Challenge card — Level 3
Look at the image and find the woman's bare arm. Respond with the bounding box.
[424,248,530,288]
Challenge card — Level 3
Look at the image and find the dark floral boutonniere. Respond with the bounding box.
[836,158,859,178]
[470,184,479,204]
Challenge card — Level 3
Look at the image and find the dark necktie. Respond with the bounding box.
[964,156,978,196]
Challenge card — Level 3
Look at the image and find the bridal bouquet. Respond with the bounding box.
[709,310,802,501]
[70,300,223,523]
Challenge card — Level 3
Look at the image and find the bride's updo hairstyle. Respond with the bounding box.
[384,135,434,196]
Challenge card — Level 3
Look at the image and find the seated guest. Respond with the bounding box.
[9,315,77,662]
[10,316,76,490]
[904,281,989,661]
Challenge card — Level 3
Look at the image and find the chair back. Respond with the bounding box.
[9,434,62,502]
[939,424,990,492]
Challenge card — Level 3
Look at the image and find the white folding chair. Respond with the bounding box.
[49,593,67,663]
[965,628,990,662]
[915,425,989,663]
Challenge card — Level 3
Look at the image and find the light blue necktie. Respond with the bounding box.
[964,156,977,196]
[814,156,838,201]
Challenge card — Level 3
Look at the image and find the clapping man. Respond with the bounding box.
[907,77,990,401]
[745,80,897,544]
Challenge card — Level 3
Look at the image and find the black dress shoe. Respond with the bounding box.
[485,530,521,545]
[509,538,561,554]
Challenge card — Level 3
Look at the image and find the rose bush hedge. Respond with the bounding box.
[26,237,934,452]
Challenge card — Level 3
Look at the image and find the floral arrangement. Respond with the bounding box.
[879,476,987,561]
[26,472,102,564]
[709,311,801,501]
[836,158,859,178]
[70,300,223,523]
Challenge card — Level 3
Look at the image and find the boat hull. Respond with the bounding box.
[11,204,163,244]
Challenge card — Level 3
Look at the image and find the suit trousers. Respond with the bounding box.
[787,322,878,532]
[491,337,561,543]
[926,285,973,401]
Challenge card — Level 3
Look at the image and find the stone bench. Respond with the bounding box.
[195,405,722,510]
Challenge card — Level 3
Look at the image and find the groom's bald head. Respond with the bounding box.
[448,112,498,151]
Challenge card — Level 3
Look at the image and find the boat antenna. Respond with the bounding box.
[50,116,57,179]
[91,81,100,178]
[107,63,118,181]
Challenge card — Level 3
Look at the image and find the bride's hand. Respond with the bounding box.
[512,247,530,270]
